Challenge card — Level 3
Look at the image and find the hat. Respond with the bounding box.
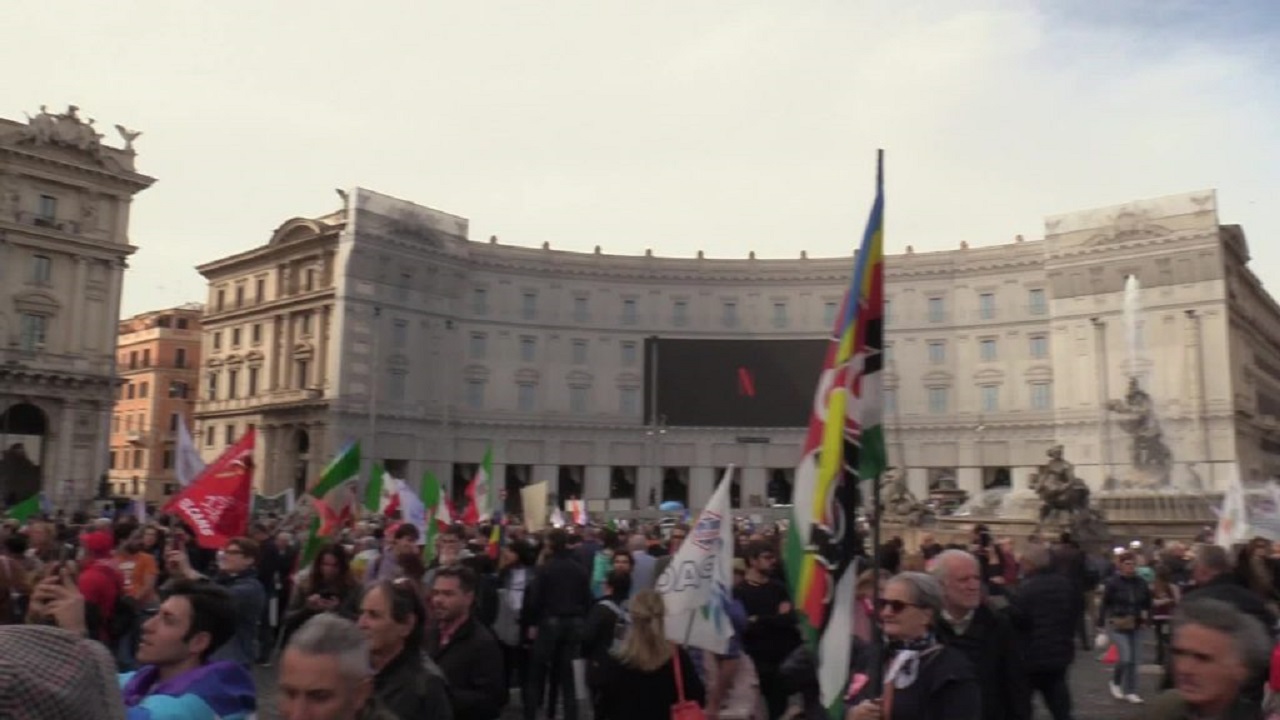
[79,530,114,558]
[0,625,126,720]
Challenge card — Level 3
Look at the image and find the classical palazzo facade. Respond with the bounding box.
[195,188,1272,512]
[0,107,154,508]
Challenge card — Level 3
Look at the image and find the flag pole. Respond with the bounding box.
[869,148,885,698]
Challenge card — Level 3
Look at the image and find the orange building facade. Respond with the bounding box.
[108,304,203,504]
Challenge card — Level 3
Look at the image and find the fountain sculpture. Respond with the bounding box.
[930,274,1218,546]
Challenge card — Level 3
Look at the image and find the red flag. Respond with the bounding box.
[163,428,255,550]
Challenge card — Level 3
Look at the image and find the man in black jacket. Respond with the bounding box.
[1012,545,1080,720]
[933,549,1031,720]
[521,528,592,720]
[427,566,506,720]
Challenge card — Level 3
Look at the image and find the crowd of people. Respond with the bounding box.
[1,509,1278,720]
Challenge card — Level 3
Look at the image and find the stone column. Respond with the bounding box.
[64,258,86,351]
[318,305,331,392]
[270,314,285,390]
[104,259,126,358]
[55,400,75,502]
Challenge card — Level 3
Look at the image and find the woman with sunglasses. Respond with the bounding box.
[846,572,980,720]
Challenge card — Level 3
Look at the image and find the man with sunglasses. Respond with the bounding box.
[167,536,265,667]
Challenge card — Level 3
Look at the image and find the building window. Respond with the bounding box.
[387,371,406,400]
[521,291,538,320]
[206,372,218,400]
[29,255,51,285]
[142,348,151,367]
[227,369,238,399]
[469,333,487,359]
[396,272,411,302]
[1028,288,1047,315]
[466,379,485,409]
[1031,382,1053,410]
[234,285,244,308]
[132,449,143,470]
[884,298,893,323]
[247,367,259,396]
[722,301,738,328]
[108,451,117,470]
[300,312,312,336]
[672,300,689,327]
[979,338,997,362]
[176,317,189,330]
[138,381,149,399]
[169,381,188,399]
[927,340,946,364]
[212,331,222,351]
[1029,334,1048,359]
[255,278,265,303]
[622,299,638,325]
[519,336,536,363]
[231,327,241,347]
[392,320,408,349]
[823,301,838,328]
[927,296,945,323]
[571,339,588,365]
[216,289,225,312]
[251,323,261,345]
[162,450,173,470]
[129,351,138,369]
[37,194,57,222]
[158,315,172,328]
[772,302,788,328]
[295,360,309,389]
[169,412,179,432]
[978,293,996,320]
[174,348,187,368]
[125,414,134,431]
[620,341,637,367]
[573,296,589,322]
[472,288,488,315]
[927,387,949,414]
[620,387,639,416]
[126,383,136,400]
[981,385,1000,412]
[224,424,236,446]
[305,269,316,292]
[517,383,536,411]
[205,425,215,447]
[19,313,46,351]
[570,386,588,414]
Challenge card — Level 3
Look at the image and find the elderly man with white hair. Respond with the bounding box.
[277,613,398,720]
[931,549,1031,720]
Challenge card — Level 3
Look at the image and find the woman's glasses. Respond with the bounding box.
[875,598,921,614]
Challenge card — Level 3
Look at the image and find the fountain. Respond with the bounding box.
[922,275,1218,549]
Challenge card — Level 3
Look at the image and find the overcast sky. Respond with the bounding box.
[5,1,1278,316]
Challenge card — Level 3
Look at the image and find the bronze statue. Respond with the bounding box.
[880,467,931,527]
[1108,377,1173,487]
[1032,444,1109,547]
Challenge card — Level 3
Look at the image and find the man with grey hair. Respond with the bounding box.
[277,613,396,720]
[1184,544,1273,636]
[1012,545,1079,720]
[1149,598,1271,719]
[932,549,1031,720]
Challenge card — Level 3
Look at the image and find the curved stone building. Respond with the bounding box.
[194,187,1276,512]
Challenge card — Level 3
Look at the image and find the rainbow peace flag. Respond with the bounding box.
[784,151,886,718]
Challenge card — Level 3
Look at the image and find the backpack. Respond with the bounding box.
[599,599,630,653]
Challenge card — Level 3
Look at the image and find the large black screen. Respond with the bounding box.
[643,338,828,428]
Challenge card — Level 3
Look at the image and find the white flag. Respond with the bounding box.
[1216,475,1247,547]
[657,466,736,654]
[175,418,207,487]
[396,479,427,538]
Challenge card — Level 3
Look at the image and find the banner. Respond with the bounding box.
[164,428,255,549]
[657,466,736,654]
[522,482,549,532]
[253,488,296,516]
